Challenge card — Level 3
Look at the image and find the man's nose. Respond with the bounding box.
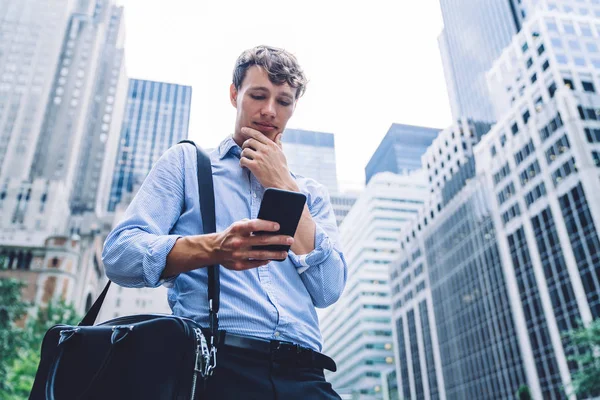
[261,99,276,117]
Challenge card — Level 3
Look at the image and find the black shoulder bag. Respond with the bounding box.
[29,141,220,400]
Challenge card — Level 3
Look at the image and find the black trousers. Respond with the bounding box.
[199,345,341,399]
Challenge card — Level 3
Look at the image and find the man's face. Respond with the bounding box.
[230,65,297,143]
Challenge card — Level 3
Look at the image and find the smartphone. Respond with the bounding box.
[252,188,307,258]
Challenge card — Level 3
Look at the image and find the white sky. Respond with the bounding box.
[116,0,453,191]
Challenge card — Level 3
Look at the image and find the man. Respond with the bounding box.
[102,45,347,399]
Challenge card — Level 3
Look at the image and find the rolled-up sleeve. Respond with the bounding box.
[102,145,185,288]
[288,184,348,308]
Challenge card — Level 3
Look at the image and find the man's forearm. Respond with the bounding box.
[162,234,219,279]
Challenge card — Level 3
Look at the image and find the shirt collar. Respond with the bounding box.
[218,135,242,160]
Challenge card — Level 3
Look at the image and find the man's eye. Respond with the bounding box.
[250,94,265,100]
[278,100,291,106]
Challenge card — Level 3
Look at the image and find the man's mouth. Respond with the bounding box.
[254,122,277,131]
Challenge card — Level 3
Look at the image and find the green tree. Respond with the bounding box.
[516,385,533,400]
[4,299,81,399]
[567,319,600,398]
[0,278,28,395]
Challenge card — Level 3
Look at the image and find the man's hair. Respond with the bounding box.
[233,45,307,99]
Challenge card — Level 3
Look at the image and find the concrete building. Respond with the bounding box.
[321,171,427,399]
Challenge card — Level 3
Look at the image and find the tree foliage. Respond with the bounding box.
[0,278,81,399]
[566,318,600,398]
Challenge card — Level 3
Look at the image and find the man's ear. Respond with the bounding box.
[230,83,238,108]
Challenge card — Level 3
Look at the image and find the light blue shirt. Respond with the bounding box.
[102,136,348,351]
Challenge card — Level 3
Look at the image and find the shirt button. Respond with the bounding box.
[274,331,280,337]
[252,192,257,198]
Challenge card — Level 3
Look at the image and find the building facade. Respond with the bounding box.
[282,128,339,194]
[437,0,519,121]
[107,78,191,212]
[365,124,441,184]
[321,171,427,399]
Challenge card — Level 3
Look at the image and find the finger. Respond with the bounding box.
[248,234,294,247]
[275,134,283,149]
[243,250,289,261]
[241,127,270,145]
[240,148,257,160]
[239,157,254,170]
[242,219,280,234]
[242,138,265,151]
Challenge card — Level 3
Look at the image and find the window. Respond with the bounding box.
[592,151,600,167]
[526,58,534,69]
[493,163,511,185]
[537,44,545,55]
[542,60,550,71]
[578,106,599,121]
[585,128,600,143]
[502,203,522,225]
[551,38,563,48]
[556,54,568,65]
[563,23,575,34]
[582,81,596,93]
[491,145,497,157]
[586,42,599,53]
[523,109,531,124]
[498,182,516,205]
[531,73,537,84]
[522,42,529,53]
[564,78,575,89]
[515,140,535,165]
[548,82,557,98]
[574,57,586,66]
[511,122,519,135]
[568,40,581,51]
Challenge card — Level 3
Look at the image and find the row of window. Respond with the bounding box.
[493,163,511,186]
[546,135,571,166]
[578,106,600,121]
[539,113,563,142]
[498,182,517,205]
[525,182,547,209]
[551,157,577,187]
[515,140,536,166]
[585,128,600,143]
[520,160,542,186]
[502,203,522,225]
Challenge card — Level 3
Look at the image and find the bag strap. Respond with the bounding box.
[79,141,219,331]
[179,140,220,340]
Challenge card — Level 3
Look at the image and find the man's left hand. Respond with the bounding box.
[240,127,299,191]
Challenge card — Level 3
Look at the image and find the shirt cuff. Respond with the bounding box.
[142,234,182,287]
[289,224,333,274]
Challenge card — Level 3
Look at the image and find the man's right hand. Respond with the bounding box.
[213,219,293,271]
[163,219,293,279]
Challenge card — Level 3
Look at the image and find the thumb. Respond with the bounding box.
[275,133,283,149]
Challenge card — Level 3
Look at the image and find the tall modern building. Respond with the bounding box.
[282,128,338,194]
[0,0,127,315]
[107,79,191,212]
[437,0,519,121]
[365,124,441,184]
[390,3,600,399]
[321,171,427,399]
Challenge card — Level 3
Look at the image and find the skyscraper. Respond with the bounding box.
[107,79,191,212]
[0,0,127,315]
[437,0,519,121]
[390,3,600,399]
[321,171,427,399]
[282,128,338,194]
[365,124,440,184]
